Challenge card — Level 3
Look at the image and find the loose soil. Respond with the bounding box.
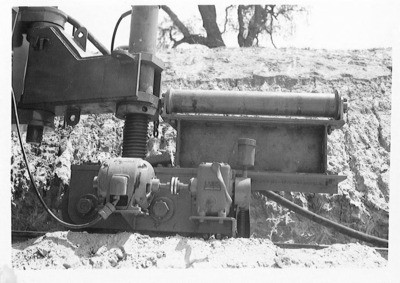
[12,231,386,269]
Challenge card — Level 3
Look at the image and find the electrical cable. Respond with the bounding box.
[11,89,103,229]
[110,10,132,51]
[259,190,388,248]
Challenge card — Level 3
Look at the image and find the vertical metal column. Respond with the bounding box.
[122,6,159,158]
[129,5,158,94]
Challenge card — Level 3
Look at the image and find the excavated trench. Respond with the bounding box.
[11,47,391,269]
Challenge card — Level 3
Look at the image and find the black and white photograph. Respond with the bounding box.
[2,0,400,282]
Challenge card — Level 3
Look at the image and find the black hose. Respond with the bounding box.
[110,10,132,51]
[67,16,110,55]
[11,90,103,229]
[259,191,389,248]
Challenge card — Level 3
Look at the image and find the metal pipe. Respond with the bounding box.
[165,89,342,119]
[129,5,158,94]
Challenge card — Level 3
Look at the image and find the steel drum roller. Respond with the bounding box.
[164,89,344,119]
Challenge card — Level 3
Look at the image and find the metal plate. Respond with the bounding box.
[177,119,326,173]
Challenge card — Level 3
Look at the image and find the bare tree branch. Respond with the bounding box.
[161,4,303,49]
[269,14,277,49]
[237,5,245,47]
[222,5,234,34]
[266,5,278,48]
[161,5,192,38]
[168,27,177,44]
[161,5,225,48]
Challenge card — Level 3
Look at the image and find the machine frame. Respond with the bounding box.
[12,6,347,238]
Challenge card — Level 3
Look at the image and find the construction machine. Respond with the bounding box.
[12,6,348,239]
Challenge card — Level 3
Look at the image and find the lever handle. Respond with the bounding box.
[211,162,232,205]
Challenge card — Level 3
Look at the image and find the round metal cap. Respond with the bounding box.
[238,138,256,147]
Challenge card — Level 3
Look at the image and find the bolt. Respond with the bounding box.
[77,198,93,215]
[343,98,348,113]
[153,200,169,218]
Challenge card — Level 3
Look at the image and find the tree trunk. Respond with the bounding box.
[245,5,264,46]
[161,5,225,48]
[237,5,246,47]
[237,5,265,47]
[198,5,225,48]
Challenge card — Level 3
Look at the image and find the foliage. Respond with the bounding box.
[159,5,306,49]
[237,5,306,48]
[160,5,224,48]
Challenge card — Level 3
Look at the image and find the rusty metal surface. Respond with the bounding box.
[177,119,326,173]
[165,89,342,119]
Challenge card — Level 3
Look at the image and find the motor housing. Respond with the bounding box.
[95,158,155,213]
[191,162,233,218]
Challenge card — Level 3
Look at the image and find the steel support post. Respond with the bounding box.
[129,5,159,93]
[122,6,159,158]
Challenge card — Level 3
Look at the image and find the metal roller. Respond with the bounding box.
[164,89,345,119]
